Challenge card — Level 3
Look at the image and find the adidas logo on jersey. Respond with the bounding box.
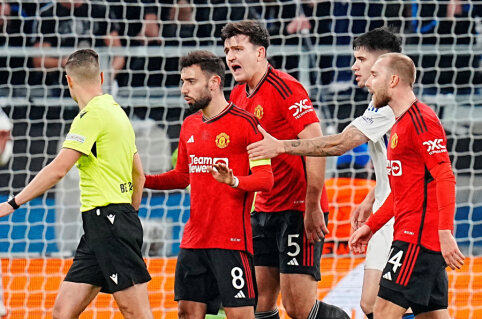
[107,214,115,224]
[383,272,392,281]
[234,291,246,299]
[287,258,299,266]
[187,135,194,143]
[110,273,118,284]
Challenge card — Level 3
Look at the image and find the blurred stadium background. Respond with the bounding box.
[0,0,481,318]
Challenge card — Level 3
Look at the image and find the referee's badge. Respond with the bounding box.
[254,105,264,119]
[215,133,230,149]
[391,133,398,149]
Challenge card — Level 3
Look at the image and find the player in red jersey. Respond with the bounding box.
[144,50,273,318]
[350,53,465,318]
[221,20,348,319]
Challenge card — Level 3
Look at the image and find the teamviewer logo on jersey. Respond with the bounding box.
[189,155,229,173]
[422,139,447,155]
[387,160,402,176]
[289,99,313,119]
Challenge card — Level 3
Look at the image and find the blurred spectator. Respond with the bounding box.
[31,1,124,96]
[408,0,481,94]
[0,1,34,94]
[108,0,165,87]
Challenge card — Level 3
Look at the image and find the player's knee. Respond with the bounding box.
[282,300,309,319]
[360,298,374,315]
[52,304,80,319]
[117,303,152,319]
[177,306,200,319]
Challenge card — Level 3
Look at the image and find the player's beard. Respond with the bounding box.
[372,86,391,108]
[187,87,211,113]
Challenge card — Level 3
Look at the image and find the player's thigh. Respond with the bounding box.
[415,309,451,319]
[178,300,207,319]
[251,211,279,268]
[207,249,257,310]
[224,306,255,319]
[53,281,101,318]
[277,211,325,281]
[279,273,317,314]
[365,219,393,271]
[360,269,382,311]
[374,296,407,319]
[113,282,152,319]
[174,249,220,315]
[254,266,280,311]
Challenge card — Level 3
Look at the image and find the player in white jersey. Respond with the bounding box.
[248,27,413,319]
[0,107,13,167]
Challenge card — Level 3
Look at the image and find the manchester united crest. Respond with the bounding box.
[215,133,230,148]
[391,133,398,149]
[254,105,264,120]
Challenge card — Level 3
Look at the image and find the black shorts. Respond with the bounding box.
[64,204,151,294]
[378,240,448,314]
[174,248,257,315]
[251,210,328,281]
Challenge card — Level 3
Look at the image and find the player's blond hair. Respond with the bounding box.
[65,49,101,83]
[379,52,416,88]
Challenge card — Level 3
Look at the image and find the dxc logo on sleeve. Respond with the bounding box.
[422,139,446,155]
[289,99,313,119]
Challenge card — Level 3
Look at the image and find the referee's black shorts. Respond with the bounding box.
[64,203,151,293]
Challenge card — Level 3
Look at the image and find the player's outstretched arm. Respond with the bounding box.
[351,188,376,230]
[248,124,369,160]
[131,152,145,211]
[349,224,373,254]
[0,148,81,218]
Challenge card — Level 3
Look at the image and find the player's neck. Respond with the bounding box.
[390,90,417,118]
[75,87,104,110]
[247,60,269,93]
[202,95,229,119]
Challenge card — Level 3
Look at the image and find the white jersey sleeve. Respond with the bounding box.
[0,107,13,165]
[350,102,395,142]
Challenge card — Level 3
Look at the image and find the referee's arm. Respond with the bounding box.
[0,148,81,217]
[131,152,145,211]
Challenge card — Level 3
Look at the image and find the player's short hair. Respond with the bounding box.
[353,27,401,53]
[221,20,270,49]
[65,49,100,82]
[380,53,416,87]
[179,50,226,88]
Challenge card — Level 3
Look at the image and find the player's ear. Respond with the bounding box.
[100,72,104,85]
[390,74,399,88]
[257,46,266,61]
[209,75,221,91]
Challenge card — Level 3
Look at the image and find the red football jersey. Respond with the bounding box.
[176,103,264,254]
[387,101,451,251]
[230,65,329,213]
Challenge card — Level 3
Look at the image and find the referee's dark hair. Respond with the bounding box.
[221,20,270,50]
[180,50,226,88]
[353,27,402,53]
[65,49,100,82]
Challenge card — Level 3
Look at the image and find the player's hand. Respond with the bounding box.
[349,224,373,254]
[439,230,465,270]
[208,163,235,186]
[0,202,15,218]
[304,204,329,244]
[351,197,373,230]
[247,125,285,160]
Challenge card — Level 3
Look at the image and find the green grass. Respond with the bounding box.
[205,310,226,318]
